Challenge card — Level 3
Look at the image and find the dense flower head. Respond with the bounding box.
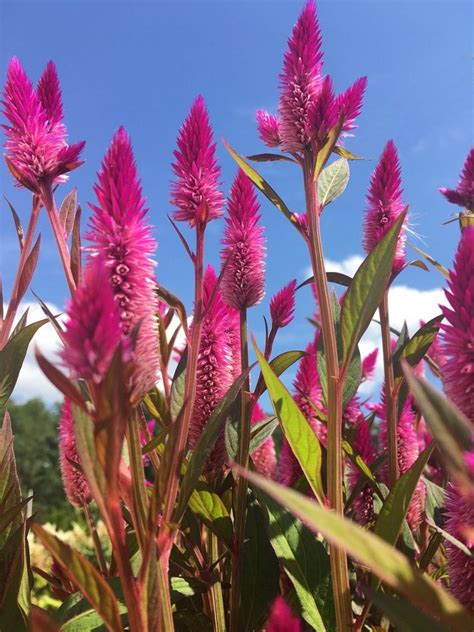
[361,348,378,381]
[87,126,159,399]
[440,227,474,421]
[61,260,123,384]
[278,0,324,152]
[348,417,376,525]
[363,140,407,272]
[270,279,297,329]
[266,596,302,632]
[170,95,224,227]
[250,402,276,478]
[439,148,474,211]
[58,399,91,507]
[309,74,337,148]
[189,266,234,471]
[224,304,241,380]
[221,169,266,310]
[335,76,368,133]
[1,58,84,192]
[256,110,281,148]
[444,484,474,609]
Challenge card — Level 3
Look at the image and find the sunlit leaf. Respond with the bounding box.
[253,350,304,400]
[317,158,349,208]
[246,152,296,163]
[393,315,443,377]
[188,481,233,548]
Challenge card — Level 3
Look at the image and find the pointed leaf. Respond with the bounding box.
[246,152,296,163]
[17,234,41,302]
[317,158,349,208]
[4,197,24,250]
[393,315,443,377]
[188,482,233,548]
[410,244,449,278]
[59,189,78,236]
[70,205,82,285]
[334,146,363,161]
[253,350,304,400]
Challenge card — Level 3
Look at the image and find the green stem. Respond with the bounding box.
[303,156,352,632]
[380,290,399,486]
[229,308,250,632]
[82,503,108,576]
[208,531,226,632]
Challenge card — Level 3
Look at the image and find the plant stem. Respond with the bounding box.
[303,156,352,632]
[40,183,76,295]
[379,290,399,486]
[0,196,41,348]
[82,503,108,576]
[230,308,250,632]
[208,531,226,632]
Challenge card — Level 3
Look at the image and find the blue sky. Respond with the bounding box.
[1,0,472,402]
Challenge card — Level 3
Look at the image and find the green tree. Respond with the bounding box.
[9,399,78,528]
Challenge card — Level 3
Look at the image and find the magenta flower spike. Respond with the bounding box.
[221,169,266,311]
[439,148,474,211]
[440,227,474,420]
[1,58,85,191]
[309,74,337,149]
[58,399,91,507]
[278,0,324,153]
[61,260,123,384]
[335,76,368,133]
[250,402,276,478]
[266,596,302,632]
[270,279,297,329]
[256,110,281,148]
[170,95,224,227]
[189,266,234,472]
[361,348,378,381]
[224,304,241,380]
[348,417,376,525]
[87,126,159,399]
[363,140,407,273]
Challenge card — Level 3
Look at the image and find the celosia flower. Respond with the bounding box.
[444,485,474,610]
[309,74,337,149]
[250,402,276,478]
[270,279,297,329]
[439,149,474,211]
[363,140,407,273]
[61,260,123,384]
[335,76,368,133]
[361,348,378,381]
[170,95,224,227]
[379,397,425,530]
[266,596,302,632]
[278,0,323,153]
[279,336,325,486]
[189,266,234,472]
[87,126,159,399]
[256,110,281,148]
[58,399,91,507]
[440,227,474,420]
[348,417,376,525]
[221,169,266,311]
[224,304,241,380]
[1,58,84,192]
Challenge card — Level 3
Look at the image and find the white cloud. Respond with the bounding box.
[324,255,364,278]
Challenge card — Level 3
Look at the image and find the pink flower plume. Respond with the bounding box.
[170,95,224,227]
[361,348,378,381]
[87,126,159,399]
[440,227,474,421]
[61,260,123,384]
[1,58,84,191]
[58,399,91,507]
[363,140,407,273]
[278,0,324,152]
[266,596,302,632]
[439,148,474,211]
[348,417,376,525]
[335,76,367,133]
[221,169,266,311]
[250,402,276,478]
[270,279,297,329]
[256,110,281,148]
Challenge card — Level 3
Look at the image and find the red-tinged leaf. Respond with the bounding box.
[4,197,24,250]
[32,523,124,632]
[4,155,37,192]
[156,285,188,339]
[70,205,82,286]
[29,606,61,632]
[167,215,195,263]
[17,234,41,302]
[10,308,29,339]
[0,319,48,415]
[410,243,449,278]
[59,189,78,237]
[34,348,86,410]
[296,271,352,291]
[246,152,297,163]
[31,291,64,341]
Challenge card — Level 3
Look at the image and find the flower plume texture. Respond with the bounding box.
[1,2,473,631]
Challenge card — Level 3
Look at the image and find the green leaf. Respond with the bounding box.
[393,315,443,377]
[223,140,298,229]
[0,318,48,416]
[403,366,473,489]
[362,586,449,632]
[32,524,123,632]
[225,415,278,462]
[188,481,233,548]
[340,212,406,367]
[333,146,364,161]
[170,347,187,421]
[252,339,324,502]
[424,478,445,523]
[170,576,207,603]
[238,468,474,631]
[173,368,251,522]
[253,350,304,400]
[410,243,449,278]
[240,498,280,631]
[313,118,344,178]
[246,153,296,164]
[317,158,349,208]
[255,490,332,632]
